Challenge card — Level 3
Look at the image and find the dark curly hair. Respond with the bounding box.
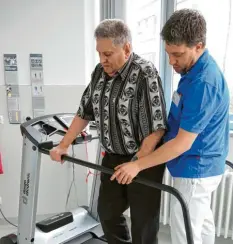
[161,9,206,47]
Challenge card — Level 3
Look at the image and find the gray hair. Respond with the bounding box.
[94,19,132,46]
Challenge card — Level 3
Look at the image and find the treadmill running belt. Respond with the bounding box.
[83,239,107,243]
[65,232,107,244]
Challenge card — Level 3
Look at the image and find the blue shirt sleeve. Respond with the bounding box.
[180,81,221,134]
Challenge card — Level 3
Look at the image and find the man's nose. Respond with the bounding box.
[169,56,176,66]
[99,54,107,64]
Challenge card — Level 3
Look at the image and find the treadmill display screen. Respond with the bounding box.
[32,121,57,135]
[59,116,74,127]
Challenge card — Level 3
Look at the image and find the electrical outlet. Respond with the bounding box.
[0,196,2,206]
[0,115,3,124]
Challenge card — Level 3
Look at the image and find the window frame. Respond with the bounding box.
[230,114,233,130]
[169,0,233,132]
[107,0,233,132]
[159,0,176,113]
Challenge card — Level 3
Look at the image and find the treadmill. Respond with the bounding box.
[0,113,198,244]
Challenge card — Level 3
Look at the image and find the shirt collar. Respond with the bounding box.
[102,52,134,80]
[181,49,209,79]
[117,53,134,79]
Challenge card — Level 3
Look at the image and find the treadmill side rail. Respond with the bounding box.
[17,136,42,244]
[88,143,103,221]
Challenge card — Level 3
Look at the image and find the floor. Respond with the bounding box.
[0,224,232,244]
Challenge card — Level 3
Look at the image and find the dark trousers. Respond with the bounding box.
[97,152,165,244]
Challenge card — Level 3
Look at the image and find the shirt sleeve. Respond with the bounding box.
[77,75,95,121]
[138,63,167,136]
[180,81,221,134]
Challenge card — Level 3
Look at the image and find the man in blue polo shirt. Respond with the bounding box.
[111,9,230,244]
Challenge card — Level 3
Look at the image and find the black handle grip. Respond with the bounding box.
[38,142,194,244]
[226,160,233,169]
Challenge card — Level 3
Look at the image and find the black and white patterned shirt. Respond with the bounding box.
[77,53,167,155]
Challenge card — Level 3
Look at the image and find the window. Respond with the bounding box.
[230,114,233,130]
[173,0,233,130]
[126,0,162,70]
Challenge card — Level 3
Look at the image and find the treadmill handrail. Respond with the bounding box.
[38,142,194,244]
[226,160,233,169]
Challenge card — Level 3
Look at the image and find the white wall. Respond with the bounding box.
[0,0,99,221]
[0,0,98,86]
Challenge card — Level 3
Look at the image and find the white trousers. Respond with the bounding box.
[170,175,222,244]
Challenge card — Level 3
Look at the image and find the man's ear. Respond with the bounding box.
[124,42,131,59]
[196,42,204,52]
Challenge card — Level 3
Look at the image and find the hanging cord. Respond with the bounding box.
[65,145,79,209]
[81,131,100,183]
[0,208,17,228]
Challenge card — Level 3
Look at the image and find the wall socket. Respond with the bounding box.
[0,196,2,206]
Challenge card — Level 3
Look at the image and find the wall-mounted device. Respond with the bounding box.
[30,54,45,118]
[3,54,21,124]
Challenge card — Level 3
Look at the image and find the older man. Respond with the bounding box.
[50,19,167,244]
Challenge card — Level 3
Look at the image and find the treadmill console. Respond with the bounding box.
[20,113,93,147]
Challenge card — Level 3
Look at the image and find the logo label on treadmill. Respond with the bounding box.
[22,173,30,204]
[22,196,28,204]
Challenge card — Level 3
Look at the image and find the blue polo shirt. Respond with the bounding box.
[164,49,230,178]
